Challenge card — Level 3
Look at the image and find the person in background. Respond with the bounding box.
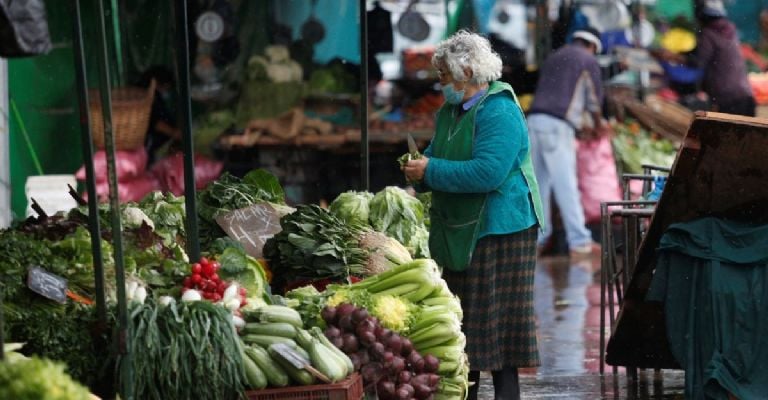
[693,0,756,116]
[137,65,181,166]
[402,30,544,400]
[654,0,756,116]
[526,26,605,259]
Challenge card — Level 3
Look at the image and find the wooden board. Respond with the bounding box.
[606,112,768,368]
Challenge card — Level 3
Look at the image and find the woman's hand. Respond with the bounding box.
[402,157,430,183]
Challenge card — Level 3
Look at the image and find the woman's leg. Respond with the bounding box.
[492,367,520,400]
[467,370,482,400]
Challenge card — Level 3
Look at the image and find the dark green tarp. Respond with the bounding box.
[647,217,768,399]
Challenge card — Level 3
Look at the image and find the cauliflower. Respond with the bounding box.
[370,294,415,333]
[122,206,155,230]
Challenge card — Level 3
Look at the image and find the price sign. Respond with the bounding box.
[27,267,68,304]
[216,203,283,259]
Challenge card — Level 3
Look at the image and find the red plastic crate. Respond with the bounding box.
[246,373,364,400]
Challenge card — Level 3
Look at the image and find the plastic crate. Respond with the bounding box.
[246,373,364,400]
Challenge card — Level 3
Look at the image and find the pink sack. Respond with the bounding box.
[84,172,160,204]
[150,152,223,196]
[576,136,622,223]
[75,148,148,183]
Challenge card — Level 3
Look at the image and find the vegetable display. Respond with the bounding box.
[123,300,246,400]
[197,169,292,250]
[0,161,470,399]
[321,302,442,399]
[328,186,431,259]
[369,187,430,259]
[0,228,115,388]
[263,204,412,292]
[0,355,94,400]
[329,190,373,225]
[237,304,355,389]
[611,119,677,174]
[321,259,470,399]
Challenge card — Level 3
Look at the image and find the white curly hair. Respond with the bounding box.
[431,30,502,84]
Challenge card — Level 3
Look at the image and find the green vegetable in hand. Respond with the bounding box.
[398,150,423,167]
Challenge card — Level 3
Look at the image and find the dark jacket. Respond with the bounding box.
[528,44,603,129]
[693,18,754,106]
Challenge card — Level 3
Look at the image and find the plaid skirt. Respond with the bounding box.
[442,226,540,370]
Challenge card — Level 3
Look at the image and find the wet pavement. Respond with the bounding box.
[476,256,685,399]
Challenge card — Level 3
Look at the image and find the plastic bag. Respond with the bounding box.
[576,136,622,223]
[151,152,223,195]
[0,0,52,57]
[75,148,148,183]
[84,172,160,204]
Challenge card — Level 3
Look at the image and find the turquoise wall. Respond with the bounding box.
[273,0,361,64]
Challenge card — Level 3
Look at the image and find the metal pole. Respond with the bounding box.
[0,292,4,360]
[359,0,370,190]
[71,0,107,325]
[173,0,200,262]
[94,0,132,397]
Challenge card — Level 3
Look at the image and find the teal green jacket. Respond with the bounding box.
[418,90,539,238]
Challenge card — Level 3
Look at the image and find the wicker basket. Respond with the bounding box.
[89,79,156,151]
[246,373,364,400]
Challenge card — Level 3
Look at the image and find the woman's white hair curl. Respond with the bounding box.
[431,30,502,84]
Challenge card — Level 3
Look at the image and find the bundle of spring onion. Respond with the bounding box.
[323,259,469,399]
[263,205,412,293]
[121,300,246,400]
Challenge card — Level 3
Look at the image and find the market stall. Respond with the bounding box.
[606,113,768,387]
[1,3,477,399]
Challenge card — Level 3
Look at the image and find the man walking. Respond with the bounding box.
[527,27,605,258]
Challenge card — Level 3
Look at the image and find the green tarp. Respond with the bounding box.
[647,217,768,399]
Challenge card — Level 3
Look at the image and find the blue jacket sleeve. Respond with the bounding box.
[424,94,526,194]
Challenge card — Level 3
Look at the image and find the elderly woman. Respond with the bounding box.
[402,30,544,399]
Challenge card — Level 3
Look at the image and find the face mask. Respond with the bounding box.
[441,83,465,104]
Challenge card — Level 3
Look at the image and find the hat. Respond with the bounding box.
[700,0,727,17]
[573,27,603,54]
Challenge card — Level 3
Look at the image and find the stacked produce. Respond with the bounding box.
[611,119,677,174]
[122,300,246,399]
[0,344,95,400]
[197,169,294,251]
[328,186,431,258]
[0,166,469,399]
[263,204,412,293]
[238,305,355,389]
[180,257,247,307]
[321,302,442,399]
[302,259,469,399]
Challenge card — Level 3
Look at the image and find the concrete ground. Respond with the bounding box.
[476,256,685,399]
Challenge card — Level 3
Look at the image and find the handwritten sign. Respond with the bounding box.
[27,267,68,303]
[216,203,283,259]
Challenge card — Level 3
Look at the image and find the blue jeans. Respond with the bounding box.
[527,114,593,249]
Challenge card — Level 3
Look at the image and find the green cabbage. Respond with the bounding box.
[368,186,431,258]
[329,191,373,225]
